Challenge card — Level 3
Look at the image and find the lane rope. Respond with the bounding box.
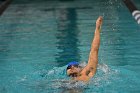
[132,10,140,24]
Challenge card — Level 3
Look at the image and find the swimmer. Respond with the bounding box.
[66,16,103,82]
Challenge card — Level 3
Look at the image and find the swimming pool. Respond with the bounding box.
[0,0,140,93]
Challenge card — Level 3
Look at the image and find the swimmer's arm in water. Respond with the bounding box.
[81,16,103,77]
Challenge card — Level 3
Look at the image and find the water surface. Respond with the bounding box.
[0,0,140,93]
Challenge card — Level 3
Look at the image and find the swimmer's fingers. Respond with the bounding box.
[96,16,103,29]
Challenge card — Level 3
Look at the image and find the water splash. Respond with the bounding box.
[16,62,119,92]
[42,62,118,89]
[88,64,119,89]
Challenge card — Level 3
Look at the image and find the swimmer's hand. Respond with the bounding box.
[96,16,103,30]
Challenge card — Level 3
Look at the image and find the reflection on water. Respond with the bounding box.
[0,24,15,62]
[55,8,80,66]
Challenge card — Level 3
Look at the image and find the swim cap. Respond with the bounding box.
[67,61,79,67]
[66,61,79,76]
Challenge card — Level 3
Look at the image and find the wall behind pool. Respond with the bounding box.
[133,0,140,9]
[12,0,75,4]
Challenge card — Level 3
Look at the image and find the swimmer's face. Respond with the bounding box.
[66,65,80,77]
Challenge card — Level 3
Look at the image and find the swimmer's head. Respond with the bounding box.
[66,61,81,77]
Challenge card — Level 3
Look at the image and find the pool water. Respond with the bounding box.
[0,0,140,93]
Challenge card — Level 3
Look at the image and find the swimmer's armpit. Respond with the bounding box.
[86,67,94,76]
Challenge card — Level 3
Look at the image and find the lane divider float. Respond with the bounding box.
[132,10,140,24]
[123,0,140,24]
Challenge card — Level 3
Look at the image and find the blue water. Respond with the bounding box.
[0,0,140,93]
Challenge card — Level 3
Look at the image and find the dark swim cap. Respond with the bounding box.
[67,61,79,67]
[66,61,79,70]
[66,61,79,77]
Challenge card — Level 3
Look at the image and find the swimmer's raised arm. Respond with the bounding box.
[66,16,103,82]
[82,16,103,77]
